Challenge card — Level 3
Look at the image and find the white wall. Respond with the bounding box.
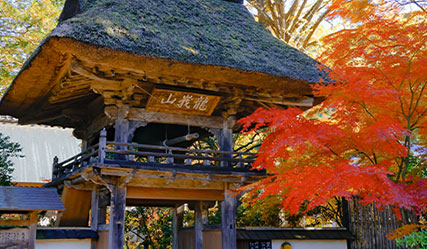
[272,239,347,249]
[35,239,91,249]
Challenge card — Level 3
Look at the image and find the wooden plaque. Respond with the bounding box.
[146,89,220,116]
[0,228,29,249]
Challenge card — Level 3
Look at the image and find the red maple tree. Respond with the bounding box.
[239,2,427,216]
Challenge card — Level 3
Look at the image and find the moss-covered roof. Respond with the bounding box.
[51,0,326,83]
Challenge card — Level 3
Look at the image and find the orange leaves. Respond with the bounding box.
[239,106,420,214]
[328,0,379,22]
[387,224,426,240]
[239,2,426,217]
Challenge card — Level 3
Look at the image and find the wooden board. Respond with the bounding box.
[0,228,29,249]
[57,186,91,227]
[127,187,225,201]
[146,89,220,116]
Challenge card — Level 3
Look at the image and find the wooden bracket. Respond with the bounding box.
[64,180,91,191]
[201,173,213,186]
[165,171,177,185]
[119,169,136,187]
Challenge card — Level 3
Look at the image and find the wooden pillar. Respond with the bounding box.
[98,129,107,165]
[342,198,352,249]
[194,201,203,249]
[113,106,146,161]
[172,207,179,249]
[82,139,88,152]
[91,186,100,231]
[221,190,238,249]
[115,117,130,143]
[91,187,99,249]
[28,212,38,249]
[212,117,234,167]
[108,184,127,249]
[201,202,209,226]
[114,115,130,160]
[97,188,109,226]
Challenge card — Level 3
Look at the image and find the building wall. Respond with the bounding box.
[35,239,91,249]
[271,239,347,249]
[0,121,81,183]
[178,229,222,249]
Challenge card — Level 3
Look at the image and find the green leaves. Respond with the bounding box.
[396,229,427,248]
[0,132,23,186]
[0,0,64,94]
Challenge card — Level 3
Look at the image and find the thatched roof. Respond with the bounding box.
[0,0,328,131]
[49,0,325,83]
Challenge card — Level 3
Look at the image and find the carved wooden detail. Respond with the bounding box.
[146,88,220,116]
[20,54,314,138]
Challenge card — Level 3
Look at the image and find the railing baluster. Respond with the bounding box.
[166,149,174,164]
[72,157,78,172]
[203,152,210,166]
[98,128,107,165]
[238,154,243,168]
[148,156,155,163]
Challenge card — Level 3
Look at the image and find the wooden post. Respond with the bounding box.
[52,156,59,179]
[212,119,234,167]
[177,205,184,230]
[114,116,130,160]
[108,184,127,249]
[194,201,203,249]
[91,187,99,230]
[28,212,38,249]
[172,207,178,249]
[98,129,107,164]
[217,128,233,153]
[221,190,238,249]
[91,187,99,249]
[82,139,88,152]
[342,198,352,249]
[202,202,210,225]
[98,188,109,226]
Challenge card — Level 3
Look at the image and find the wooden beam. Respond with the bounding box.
[70,59,125,88]
[74,113,113,140]
[19,111,64,125]
[126,187,225,201]
[105,105,232,129]
[0,219,32,226]
[244,96,314,107]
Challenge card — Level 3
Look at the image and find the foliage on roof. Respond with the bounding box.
[51,0,327,83]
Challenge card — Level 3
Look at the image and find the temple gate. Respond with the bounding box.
[0,0,328,248]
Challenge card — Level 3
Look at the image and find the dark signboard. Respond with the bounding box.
[249,240,272,249]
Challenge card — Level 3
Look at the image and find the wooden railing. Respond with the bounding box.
[52,143,99,179]
[52,129,257,180]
